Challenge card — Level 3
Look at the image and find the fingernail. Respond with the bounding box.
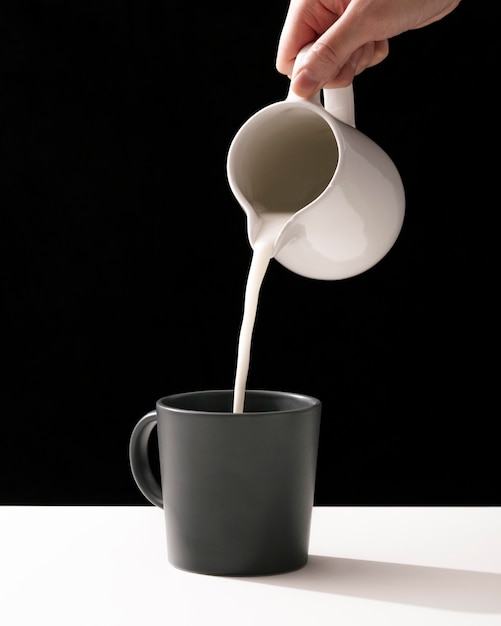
[292,68,320,97]
[349,49,364,74]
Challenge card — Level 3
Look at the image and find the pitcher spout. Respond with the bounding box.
[247,209,293,255]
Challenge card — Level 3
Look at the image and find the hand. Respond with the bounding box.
[276,0,461,97]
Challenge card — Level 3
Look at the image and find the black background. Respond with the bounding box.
[1,1,498,505]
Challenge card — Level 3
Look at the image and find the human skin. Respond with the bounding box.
[276,0,461,97]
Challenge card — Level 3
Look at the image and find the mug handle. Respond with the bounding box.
[129,411,163,508]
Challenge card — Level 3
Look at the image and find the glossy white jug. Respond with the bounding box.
[226,47,405,280]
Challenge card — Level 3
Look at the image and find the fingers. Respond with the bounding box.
[275,0,320,80]
[277,0,460,99]
[291,38,389,96]
[288,5,380,97]
[356,38,389,72]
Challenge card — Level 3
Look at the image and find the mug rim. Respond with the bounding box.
[156,389,321,416]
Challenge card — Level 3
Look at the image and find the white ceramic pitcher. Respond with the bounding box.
[226,47,405,280]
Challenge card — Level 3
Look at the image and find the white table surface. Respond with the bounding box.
[0,506,500,625]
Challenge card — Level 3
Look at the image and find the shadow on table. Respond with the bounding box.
[239,556,501,613]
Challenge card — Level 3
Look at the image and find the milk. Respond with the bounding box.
[232,212,292,413]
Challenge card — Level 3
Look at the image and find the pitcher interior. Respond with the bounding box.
[233,107,339,214]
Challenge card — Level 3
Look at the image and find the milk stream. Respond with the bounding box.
[232,213,292,413]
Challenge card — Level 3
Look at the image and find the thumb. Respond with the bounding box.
[292,44,365,97]
[291,15,366,97]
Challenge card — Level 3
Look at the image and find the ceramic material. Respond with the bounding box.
[129,389,322,576]
[227,45,405,280]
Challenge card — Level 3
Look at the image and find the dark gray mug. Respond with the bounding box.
[129,389,321,576]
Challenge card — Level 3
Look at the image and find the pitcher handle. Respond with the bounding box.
[286,43,356,128]
[323,85,355,128]
[129,410,163,508]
